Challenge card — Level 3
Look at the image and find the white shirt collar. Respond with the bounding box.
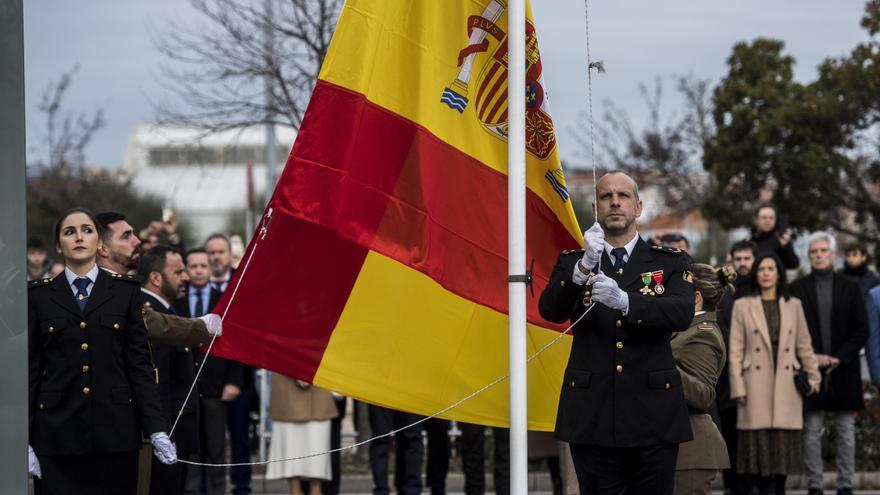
[141,288,171,310]
[65,264,100,292]
[604,231,640,262]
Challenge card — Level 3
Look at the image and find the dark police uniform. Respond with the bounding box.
[539,237,694,495]
[141,291,200,495]
[29,269,165,495]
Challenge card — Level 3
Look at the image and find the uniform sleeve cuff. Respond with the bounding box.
[572,263,589,285]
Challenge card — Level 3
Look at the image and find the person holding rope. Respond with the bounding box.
[539,171,694,495]
[28,208,177,494]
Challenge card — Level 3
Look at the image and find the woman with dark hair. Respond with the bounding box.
[28,208,176,494]
[671,263,733,495]
[728,253,820,495]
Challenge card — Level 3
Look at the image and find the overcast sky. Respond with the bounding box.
[23,1,871,169]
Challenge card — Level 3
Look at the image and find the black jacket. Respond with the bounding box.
[174,284,244,398]
[142,291,200,456]
[539,239,694,447]
[840,263,880,298]
[790,272,869,411]
[750,228,800,270]
[715,276,752,410]
[28,269,164,456]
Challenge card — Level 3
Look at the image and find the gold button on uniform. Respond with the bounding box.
[571,380,576,387]
[81,343,89,351]
[665,383,671,390]
[82,365,90,373]
[39,403,44,410]
[615,365,623,373]
[113,323,120,330]
[82,387,91,395]
[48,326,55,333]
[615,320,622,328]
[80,322,87,329]
[616,341,624,350]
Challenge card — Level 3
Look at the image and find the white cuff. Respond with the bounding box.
[621,292,630,315]
[572,263,589,285]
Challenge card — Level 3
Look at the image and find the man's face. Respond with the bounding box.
[186,252,211,287]
[594,173,642,235]
[754,207,776,234]
[809,239,835,271]
[205,238,232,277]
[845,249,867,268]
[731,248,755,277]
[27,248,47,268]
[159,252,190,301]
[105,220,143,270]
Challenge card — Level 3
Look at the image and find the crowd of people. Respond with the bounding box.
[25,176,880,495]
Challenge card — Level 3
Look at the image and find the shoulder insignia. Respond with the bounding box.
[119,274,142,284]
[650,245,682,255]
[29,277,53,288]
[684,270,694,284]
[698,322,714,331]
[561,249,585,256]
[143,301,153,308]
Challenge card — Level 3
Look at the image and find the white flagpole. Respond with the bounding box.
[507,0,528,493]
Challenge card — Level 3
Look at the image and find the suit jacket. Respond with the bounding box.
[867,286,880,384]
[671,313,730,471]
[174,284,244,397]
[790,273,869,411]
[28,269,164,456]
[714,278,751,411]
[728,296,821,429]
[141,292,200,456]
[539,238,694,447]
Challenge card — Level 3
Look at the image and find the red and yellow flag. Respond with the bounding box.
[211,0,581,430]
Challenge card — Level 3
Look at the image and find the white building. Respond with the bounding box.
[121,124,297,242]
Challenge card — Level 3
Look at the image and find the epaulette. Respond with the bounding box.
[698,321,715,331]
[560,249,585,256]
[28,277,53,289]
[108,271,142,283]
[650,245,682,255]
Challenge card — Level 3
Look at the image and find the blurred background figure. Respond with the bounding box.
[660,232,690,253]
[26,237,51,280]
[840,241,880,297]
[749,204,799,270]
[368,405,424,495]
[48,260,65,278]
[230,234,245,270]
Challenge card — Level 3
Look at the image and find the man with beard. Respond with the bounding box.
[539,171,694,494]
[138,246,200,495]
[95,212,220,346]
[714,240,757,495]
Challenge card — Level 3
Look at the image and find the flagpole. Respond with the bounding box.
[507,0,528,493]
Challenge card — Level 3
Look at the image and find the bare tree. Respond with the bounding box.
[572,75,714,213]
[153,0,343,132]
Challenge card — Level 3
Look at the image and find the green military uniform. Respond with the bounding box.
[670,312,730,495]
[143,304,212,348]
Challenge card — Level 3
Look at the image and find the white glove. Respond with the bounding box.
[150,432,178,465]
[581,222,605,270]
[589,274,629,312]
[198,313,222,336]
[28,444,41,479]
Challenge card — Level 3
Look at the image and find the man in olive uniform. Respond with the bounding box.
[539,172,694,495]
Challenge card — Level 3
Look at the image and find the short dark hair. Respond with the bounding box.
[27,237,46,251]
[749,252,790,301]
[95,211,127,245]
[753,203,776,218]
[660,232,689,249]
[729,239,758,258]
[137,245,178,286]
[184,247,208,263]
[843,242,866,257]
[54,208,103,250]
[204,233,230,248]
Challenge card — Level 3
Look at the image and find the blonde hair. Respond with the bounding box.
[689,263,736,311]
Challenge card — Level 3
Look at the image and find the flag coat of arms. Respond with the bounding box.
[211,0,582,430]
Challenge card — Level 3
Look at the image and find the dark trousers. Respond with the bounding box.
[425,418,451,495]
[35,451,139,495]
[459,423,510,495]
[228,386,256,495]
[368,405,424,495]
[746,474,786,495]
[150,457,183,495]
[569,443,679,495]
[719,407,747,495]
[322,397,348,495]
[184,396,227,495]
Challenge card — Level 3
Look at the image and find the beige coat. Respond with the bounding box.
[728,296,821,430]
[269,373,339,422]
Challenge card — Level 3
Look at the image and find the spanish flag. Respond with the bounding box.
[211,0,581,430]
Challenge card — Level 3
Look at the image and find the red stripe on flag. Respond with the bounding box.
[274,80,579,328]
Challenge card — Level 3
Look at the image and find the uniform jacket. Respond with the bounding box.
[174,285,244,397]
[539,238,694,447]
[28,269,164,456]
[268,373,339,422]
[671,312,730,471]
[867,286,880,384]
[790,273,868,411]
[728,296,821,430]
[141,292,200,456]
[143,305,211,348]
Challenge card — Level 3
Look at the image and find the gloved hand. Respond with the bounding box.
[150,432,178,464]
[28,444,41,479]
[589,274,629,312]
[198,313,222,336]
[580,223,605,271]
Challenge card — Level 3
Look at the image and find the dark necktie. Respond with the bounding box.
[212,281,223,293]
[611,247,628,271]
[194,288,205,317]
[73,277,90,311]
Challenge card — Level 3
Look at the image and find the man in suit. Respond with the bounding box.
[539,171,694,495]
[790,232,868,495]
[138,246,200,495]
[176,247,243,495]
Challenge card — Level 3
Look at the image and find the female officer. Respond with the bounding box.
[28,208,176,494]
[671,263,734,495]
